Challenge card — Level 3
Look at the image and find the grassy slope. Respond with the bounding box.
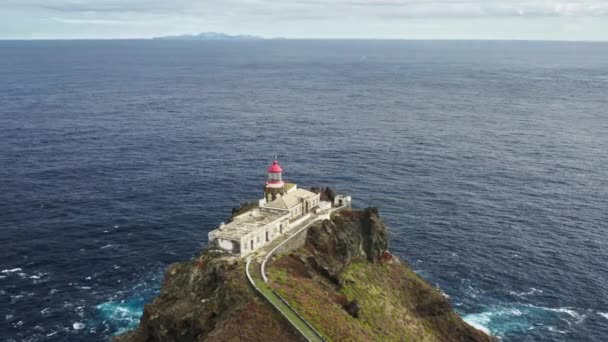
[114,256,302,342]
[268,253,490,342]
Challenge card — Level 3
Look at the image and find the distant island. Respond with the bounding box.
[153,32,263,40]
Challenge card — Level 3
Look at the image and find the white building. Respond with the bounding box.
[208,208,290,257]
[208,159,322,257]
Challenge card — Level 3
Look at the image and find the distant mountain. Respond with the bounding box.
[153,32,263,40]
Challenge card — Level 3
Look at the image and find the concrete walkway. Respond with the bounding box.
[245,258,324,342]
[244,206,347,342]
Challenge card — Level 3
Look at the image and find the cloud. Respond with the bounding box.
[4,0,608,19]
[50,17,131,25]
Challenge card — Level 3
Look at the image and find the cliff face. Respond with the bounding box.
[116,208,492,342]
[114,252,301,342]
[267,208,491,341]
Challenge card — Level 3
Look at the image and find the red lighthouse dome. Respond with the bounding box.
[267,160,283,173]
[264,159,286,202]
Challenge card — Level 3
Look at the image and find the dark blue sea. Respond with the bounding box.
[1,40,607,341]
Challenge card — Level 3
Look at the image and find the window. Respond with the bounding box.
[266,231,269,242]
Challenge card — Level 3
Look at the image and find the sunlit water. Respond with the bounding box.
[1,40,607,341]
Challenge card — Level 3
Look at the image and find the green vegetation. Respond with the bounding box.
[268,255,490,342]
[247,260,323,342]
[117,208,489,342]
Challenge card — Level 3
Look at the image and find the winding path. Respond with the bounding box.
[246,257,324,342]
[244,207,346,341]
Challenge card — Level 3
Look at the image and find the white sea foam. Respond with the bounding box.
[76,306,85,318]
[537,306,580,318]
[524,304,586,324]
[598,312,608,320]
[73,322,85,330]
[2,268,22,274]
[509,287,543,298]
[462,312,491,334]
[461,304,539,337]
[547,326,567,334]
[100,244,114,249]
[96,300,144,334]
[10,294,24,303]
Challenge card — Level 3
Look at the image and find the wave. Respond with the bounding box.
[598,312,608,321]
[508,288,543,298]
[96,298,145,335]
[1,268,22,273]
[462,306,525,336]
[462,303,585,337]
[463,312,492,334]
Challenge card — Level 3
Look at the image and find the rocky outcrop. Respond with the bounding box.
[116,206,492,342]
[114,252,300,342]
[267,208,493,341]
[309,187,336,202]
[229,201,258,221]
[304,208,389,285]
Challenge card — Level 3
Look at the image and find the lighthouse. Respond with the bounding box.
[264,159,287,202]
[209,158,340,257]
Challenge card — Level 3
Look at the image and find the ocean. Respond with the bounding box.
[1,39,607,341]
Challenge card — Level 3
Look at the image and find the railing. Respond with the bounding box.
[261,204,346,283]
[245,204,348,342]
[245,258,324,342]
[261,215,317,283]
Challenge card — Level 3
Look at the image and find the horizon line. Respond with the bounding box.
[1,37,607,43]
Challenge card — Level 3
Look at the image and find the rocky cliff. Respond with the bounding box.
[115,207,492,342]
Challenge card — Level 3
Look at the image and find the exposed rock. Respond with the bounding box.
[113,252,300,342]
[309,186,336,202]
[116,207,493,342]
[266,208,493,342]
[344,299,360,318]
[304,207,389,284]
[229,201,258,221]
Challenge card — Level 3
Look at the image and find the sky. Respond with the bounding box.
[1,0,607,40]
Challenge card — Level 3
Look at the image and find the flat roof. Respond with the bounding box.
[211,208,288,240]
[264,188,318,210]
